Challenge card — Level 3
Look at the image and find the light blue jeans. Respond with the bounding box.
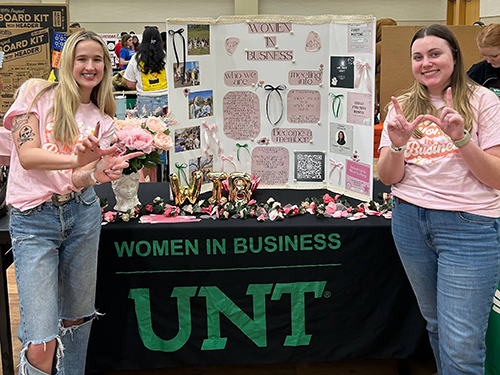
[392,198,500,375]
[9,187,102,375]
[136,94,168,116]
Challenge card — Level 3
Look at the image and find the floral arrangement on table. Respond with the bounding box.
[114,111,177,174]
[99,191,393,224]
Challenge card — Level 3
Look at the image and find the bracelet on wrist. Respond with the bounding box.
[90,168,101,185]
[389,144,407,154]
[452,129,471,148]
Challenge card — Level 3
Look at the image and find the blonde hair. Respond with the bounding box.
[18,30,116,145]
[477,23,500,49]
[387,24,478,132]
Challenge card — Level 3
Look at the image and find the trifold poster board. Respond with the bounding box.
[166,15,376,202]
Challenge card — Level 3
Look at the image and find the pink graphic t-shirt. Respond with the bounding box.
[379,85,500,217]
[3,80,115,210]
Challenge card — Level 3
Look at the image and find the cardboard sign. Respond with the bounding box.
[0,28,51,125]
[0,4,67,31]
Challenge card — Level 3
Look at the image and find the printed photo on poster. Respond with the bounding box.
[189,154,213,184]
[294,151,325,182]
[330,56,354,89]
[174,61,200,88]
[174,125,201,153]
[188,24,210,55]
[188,90,213,119]
[330,123,353,156]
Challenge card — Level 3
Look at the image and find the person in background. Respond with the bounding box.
[378,24,500,375]
[114,31,127,69]
[124,27,169,182]
[3,30,140,375]
[124,27,168,116]
[131,35,140,51]
[119,33,135,70]
[467,23,500,96]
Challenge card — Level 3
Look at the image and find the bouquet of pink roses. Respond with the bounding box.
[114,112,177,174]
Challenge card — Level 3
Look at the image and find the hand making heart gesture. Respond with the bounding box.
[423,87,465,141]
[387,96,425,148]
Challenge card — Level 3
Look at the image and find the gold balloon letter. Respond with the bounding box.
[207,171,228,205]
[228,172,252,204]
[169,171,203,205]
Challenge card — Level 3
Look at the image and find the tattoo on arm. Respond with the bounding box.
[11,114,30,133]
[73,170,91,188]
[17,125,35,148]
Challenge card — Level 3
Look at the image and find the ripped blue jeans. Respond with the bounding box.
[9,187,102,375]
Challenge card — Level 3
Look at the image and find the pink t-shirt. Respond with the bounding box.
[379,85,500,217]
[3,80,115,210]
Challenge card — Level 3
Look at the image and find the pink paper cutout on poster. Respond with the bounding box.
[224,70,258,87]
[223,91,260,140]
[225,37,239,55]
[271,128,312,143]
[246,50,293,61]
[287,89,321,123]
[248,22,292,34]
[251,146,289,185]
[265,36,277,48]
[288,70,322,86]
[348,23,373,53]
[346,92,372,126]
[305,31,321,52]
[345,159,371,195]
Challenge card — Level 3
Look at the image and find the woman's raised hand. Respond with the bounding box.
[94,151,143,183]
[387,97,425,148]
[424,88,465,141]
[76,123,118,167]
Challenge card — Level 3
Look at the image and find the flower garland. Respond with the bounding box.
[100,192,392,224]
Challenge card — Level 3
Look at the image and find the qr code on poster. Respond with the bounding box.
[294,152,325,182]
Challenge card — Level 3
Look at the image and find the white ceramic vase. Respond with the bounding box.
[111,171,141,212]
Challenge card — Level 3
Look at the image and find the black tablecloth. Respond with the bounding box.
[86,182,426,374]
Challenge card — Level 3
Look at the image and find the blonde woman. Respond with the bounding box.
[378,25,500,374]
[467,23,500,94]
[3,30,140,375]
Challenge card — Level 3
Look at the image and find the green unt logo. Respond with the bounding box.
[128,281,327,352]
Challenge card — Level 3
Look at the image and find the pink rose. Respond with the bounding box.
[153,133,173,151]
[164,204,179,217]
[116,126,155,154]
[248,199,256,205]
[104,211,117,222]
[257,214,266,221]
[146,117,167,133]
[325,202,337,215]
[323,194,334,203]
